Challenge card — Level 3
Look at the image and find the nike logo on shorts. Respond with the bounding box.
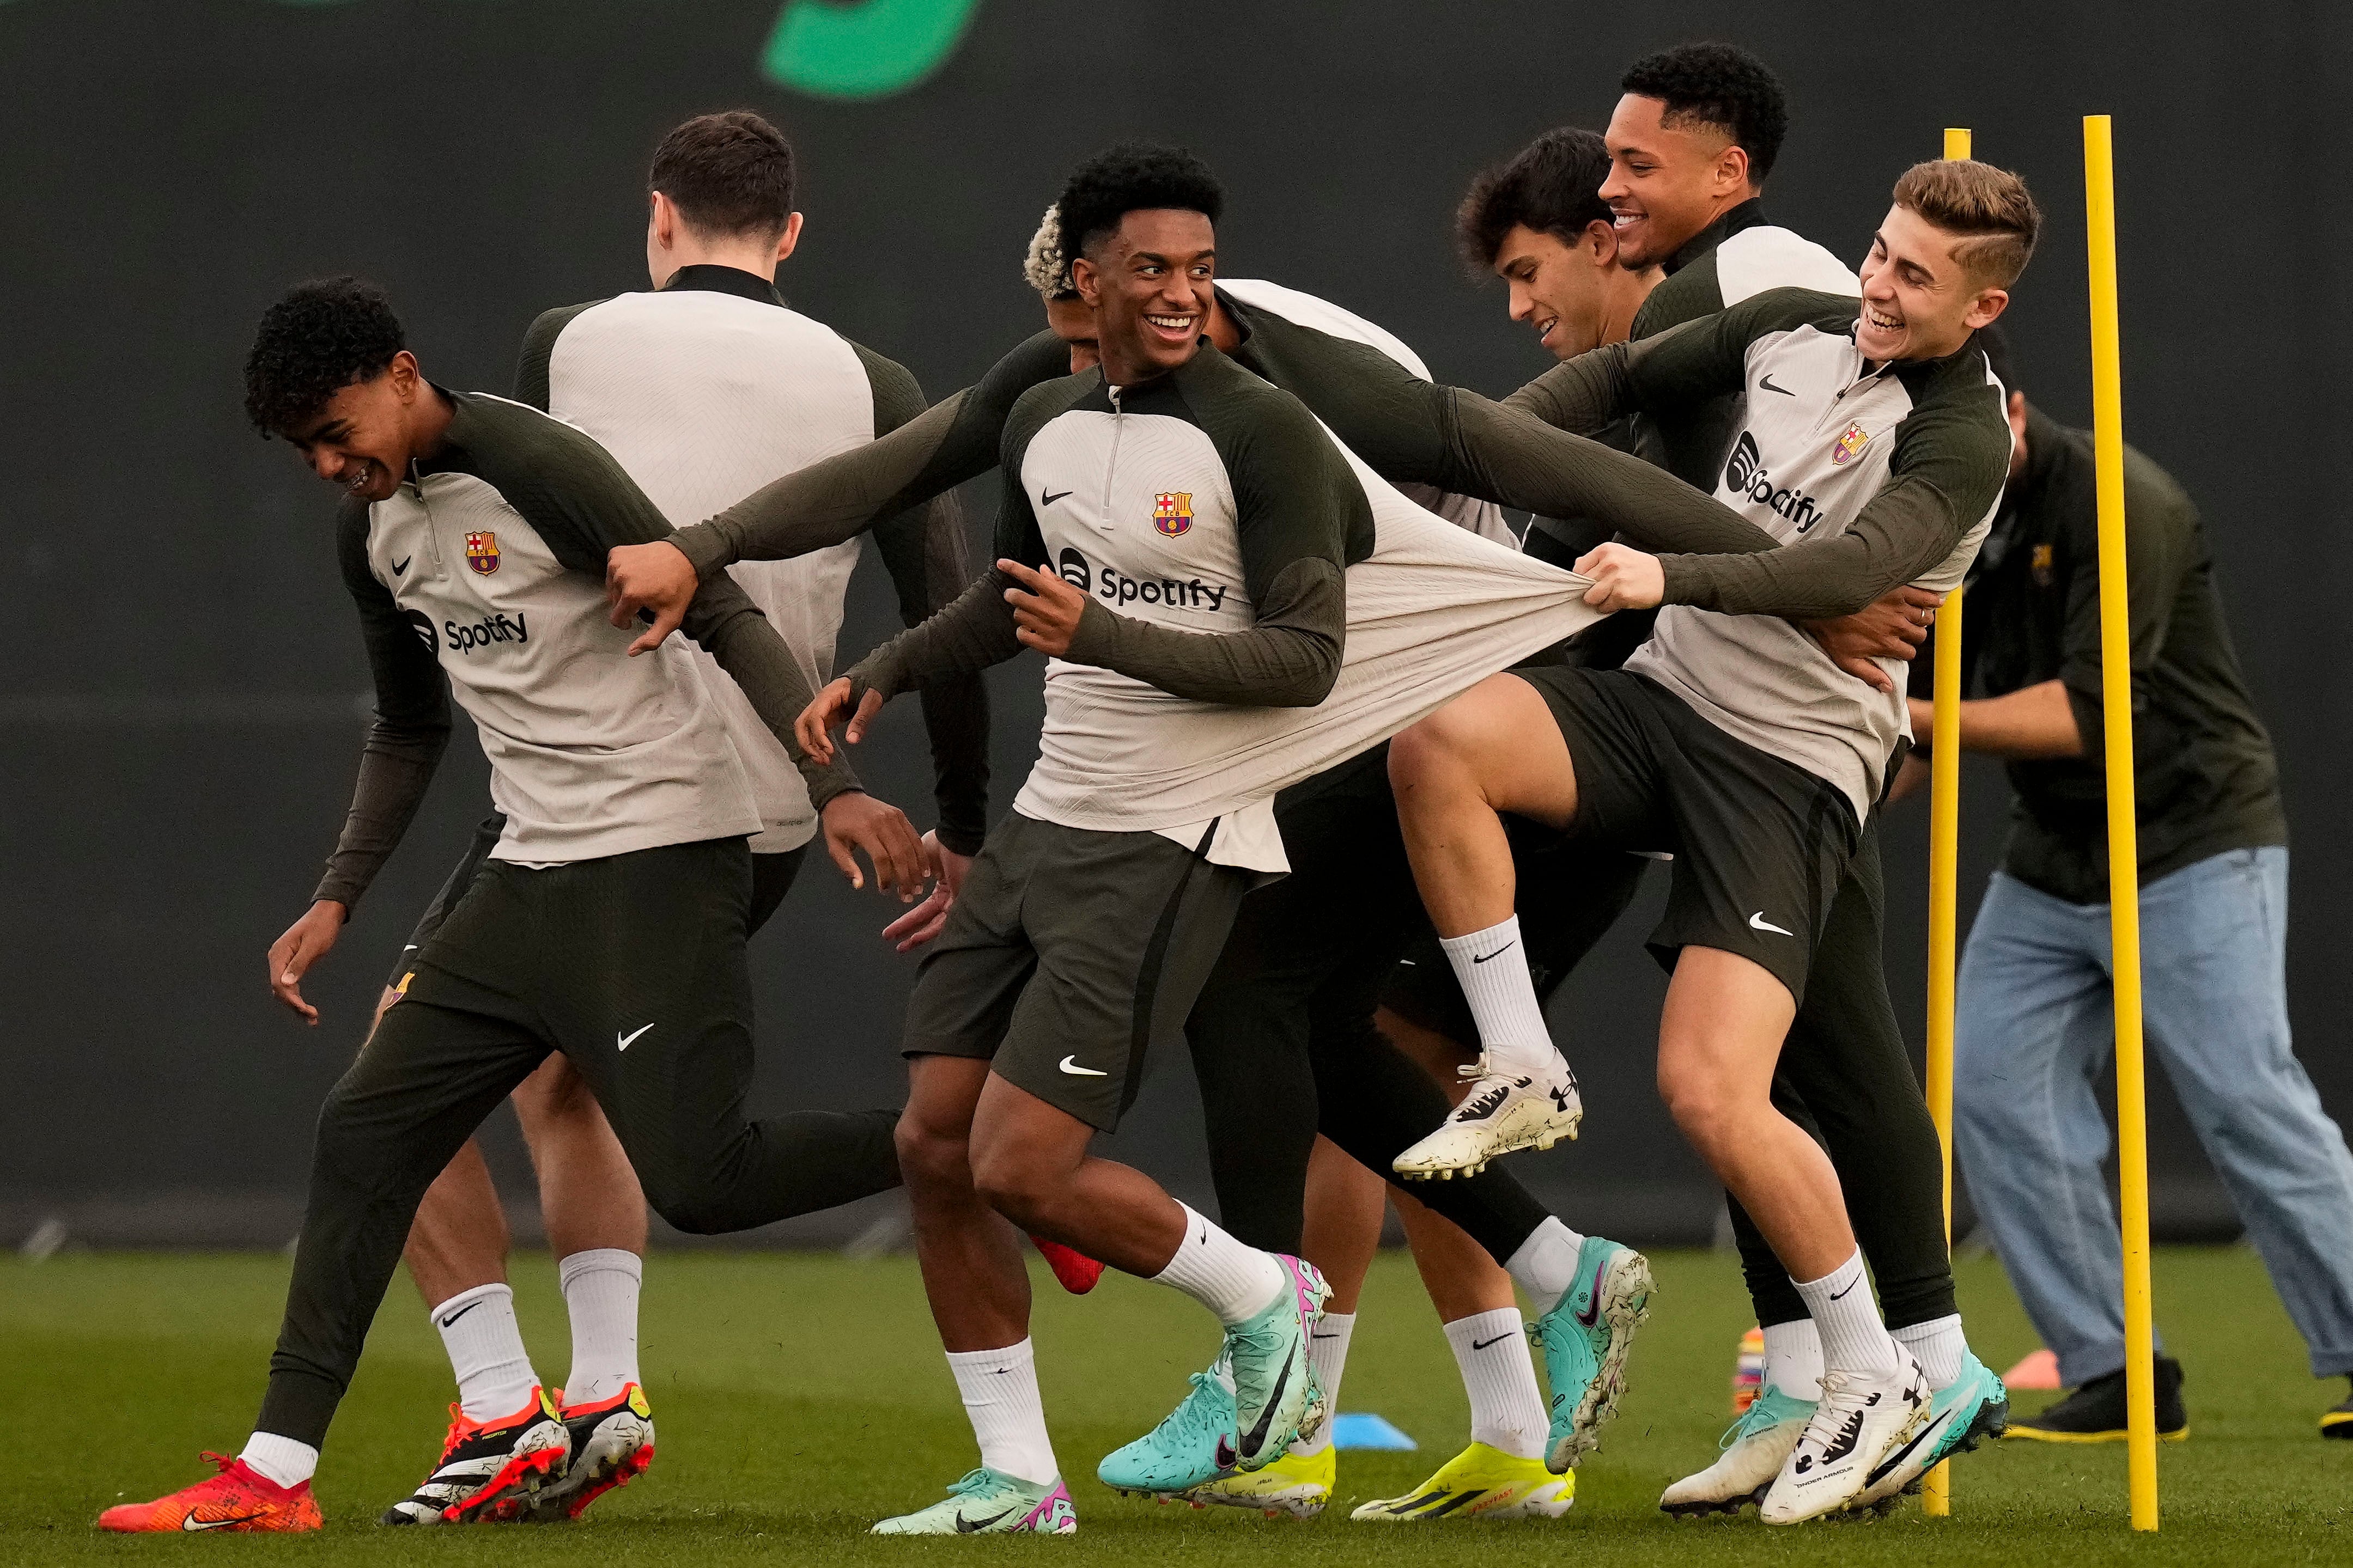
[618,1023,654,1051]
[1059,1055,1108,1077]
[1748,911,1795,936]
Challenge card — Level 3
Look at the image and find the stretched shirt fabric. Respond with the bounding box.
[848,346,1607,875]
[316,391,829,907]
[515,264,988,855]
[1511,288,2012,821]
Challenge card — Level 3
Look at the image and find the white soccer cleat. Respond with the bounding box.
[1659,1383,1816,1518]
[1392,1057,1582,1180]
[1759,1350,1930,1525]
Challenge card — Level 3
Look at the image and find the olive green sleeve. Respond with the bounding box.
[671,329,1071,578]
[314,499,452,911]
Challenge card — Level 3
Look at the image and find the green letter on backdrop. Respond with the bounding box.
[762,0,982,99]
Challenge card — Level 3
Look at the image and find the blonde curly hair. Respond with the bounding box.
[1022,205,1079,300]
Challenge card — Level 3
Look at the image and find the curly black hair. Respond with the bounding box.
[1054,143,1224,260]
[1455,127,1614,274]
[1620,42,1789,186]
[243,276,406,435]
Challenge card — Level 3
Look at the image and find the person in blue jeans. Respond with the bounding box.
[1898,328,2353,1442]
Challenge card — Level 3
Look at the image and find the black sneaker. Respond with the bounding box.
[2005,1356,2186,1444]
[2322,1378,2353,1441]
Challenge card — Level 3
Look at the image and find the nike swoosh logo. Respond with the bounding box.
[437,1300,482,1329]
[1041,487,1073,507]
[181,1512,264,1532]
[391,556,411,574]
[618,1023,654,1051]
[1827,1279,1858,1300]
[1760,375,1796,395]
[1470,941,1516,964]
[1748,911,1795,936]
[1311,1331,1339,1340]
[956,1506,1017,1533]
[1058,1055,1107,1077]
[1239,1350,1294,1459]
[1575,1261,1606,1327]
[1470,1333,1514,1351]
[1864,1408,1950,1487]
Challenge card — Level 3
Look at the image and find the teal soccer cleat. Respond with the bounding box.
[1098,1358,1237,1497]
[1224,1255,1329,1472]
[1847,1350,2009,1513]
[1529,1236,1653,1472]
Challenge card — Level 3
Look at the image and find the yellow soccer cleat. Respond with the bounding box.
[1181,1443,1334,1518]
[1349,1442,1573,1522]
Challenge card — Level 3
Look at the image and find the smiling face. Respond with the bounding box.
[1069,208,1214,386]
[1598,94,1752,270]
[1855,203,2011,364]
[279,350,436,503]
[1492,219,1628,359]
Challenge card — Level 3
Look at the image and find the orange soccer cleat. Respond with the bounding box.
[98,1452,324,1533]
[1031,1235,1105,1295]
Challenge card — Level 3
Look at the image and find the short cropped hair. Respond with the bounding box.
[1892,160,2042,289]
[1023,205,1078,300]
[648,111,796,239]
[1454,127,1614,273]
[1054,144,1224,259]
[1620,42,1789,186]
[244,276,405,435]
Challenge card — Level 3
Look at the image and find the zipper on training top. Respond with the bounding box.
[1100,385,1124,532]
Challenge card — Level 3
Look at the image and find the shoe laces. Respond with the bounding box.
[436,1401,483,1461]
[1164,1370,1233,1444]
[946,1468,995,1498]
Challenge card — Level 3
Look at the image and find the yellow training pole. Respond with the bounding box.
[2084,112,2160,1533]
[1919,123,1971,1520]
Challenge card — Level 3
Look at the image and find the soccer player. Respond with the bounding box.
[1384,52,2001,1518]
[797,145,1643,1535]
[1384,157,2039,1521]
[352,111,992,1526]
[1914,331,2353,1443]
[99,279,934,1534]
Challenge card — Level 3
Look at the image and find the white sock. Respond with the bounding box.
[558,1249,642,1405]
[1444,1308,1547,1460]
[238,1432,318,1489]
[1792,1252,1898,1376]
[1151,1203,1286,1325]
[945,1339,1059,1486]
[1890,1314,1966,1390]
[1440,916,1561,1078]
[431,1282,539,1422]
[1761,1317,1825,1401]
[1504,1216,1588,1316]
[1289,1311,1356,1456]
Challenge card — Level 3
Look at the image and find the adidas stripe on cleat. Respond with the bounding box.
[98,1453,323,1534]
[381,1386,570,1525]
[1351,1442,1571,1522]
[522,1383,655,1523]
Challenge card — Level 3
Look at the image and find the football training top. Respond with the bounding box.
[514,263,989,855]
[314,391,834,908]
[1511,287,2012,821]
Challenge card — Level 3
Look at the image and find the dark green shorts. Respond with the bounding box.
[1513,665,1861,1005]
[902,811,1252,1132]
[387,810,804,992]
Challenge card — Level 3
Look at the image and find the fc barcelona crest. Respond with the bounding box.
[1153,492,1194,536]
[465,531,501,575]
[1831,423,1871,466]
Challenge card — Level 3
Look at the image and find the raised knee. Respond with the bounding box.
[894,1110,970,1191]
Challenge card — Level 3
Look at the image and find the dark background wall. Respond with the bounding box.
[3,0,2345,1248]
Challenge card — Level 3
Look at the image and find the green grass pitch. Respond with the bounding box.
[8,1247,2346,1563]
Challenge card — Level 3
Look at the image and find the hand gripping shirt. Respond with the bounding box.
[513,265,987,854]
[323,391,835,890]
[848,346,1610,875]
[1511,288,2012,820]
